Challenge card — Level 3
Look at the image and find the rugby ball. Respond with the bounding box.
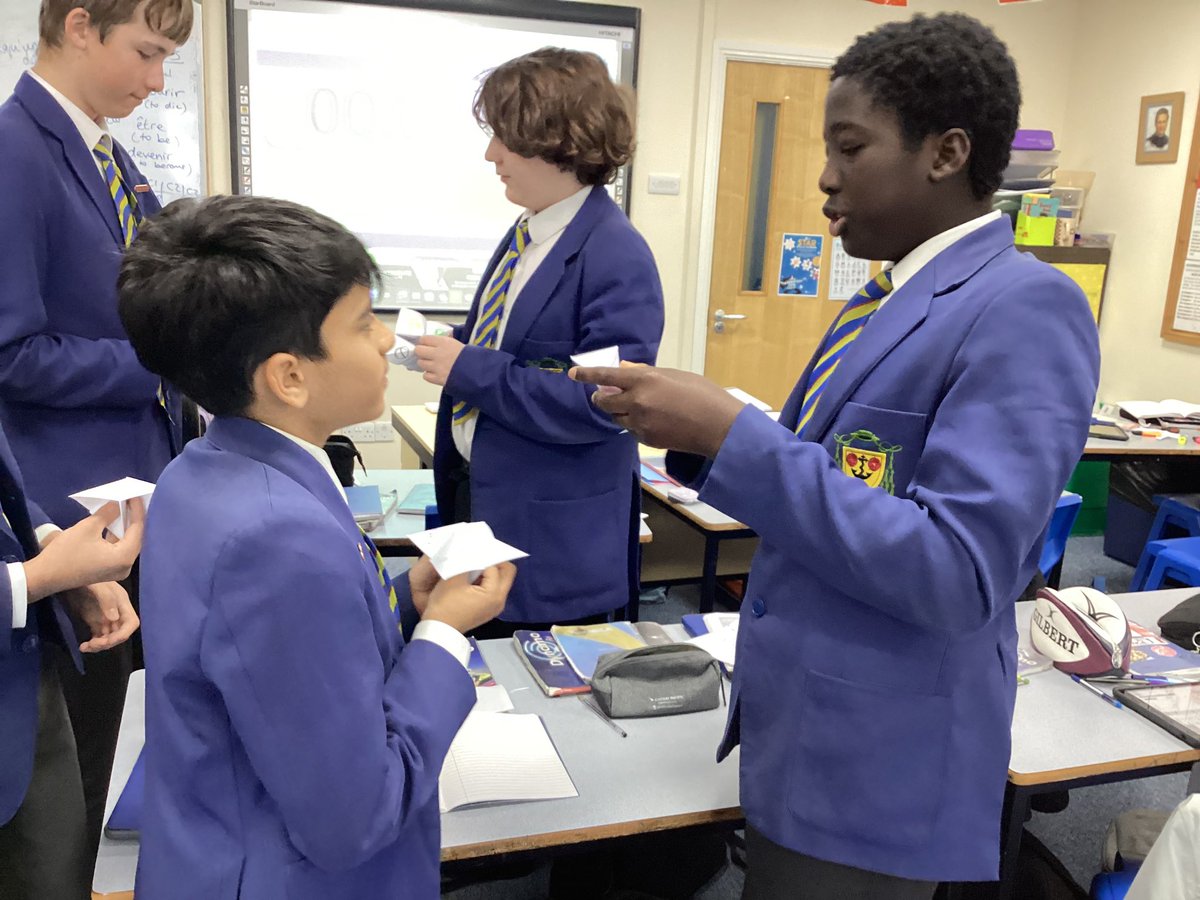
[1029,586,1131,677]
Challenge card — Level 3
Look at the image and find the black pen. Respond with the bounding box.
[578,696,627,738]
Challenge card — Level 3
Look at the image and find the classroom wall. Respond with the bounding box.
[197,0,1195,464]
[1057,0,1200,405]
[592,0,1083,373]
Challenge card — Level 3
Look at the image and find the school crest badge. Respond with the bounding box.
[834,429,902,494]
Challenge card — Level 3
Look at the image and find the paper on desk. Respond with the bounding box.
[688,625,738,669]
[570,346,621,368]
[474,684,515,713]
[408,521,528,581]
[68,477,155,539]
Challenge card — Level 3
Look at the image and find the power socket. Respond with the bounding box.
[337,420,393,443]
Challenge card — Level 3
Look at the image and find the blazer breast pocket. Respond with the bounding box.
[827,401,928,496]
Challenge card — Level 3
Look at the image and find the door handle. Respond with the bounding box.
[713,308,747,333]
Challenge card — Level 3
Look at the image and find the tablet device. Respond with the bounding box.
[1114,682,1200,747]
[104,747,145,840]
[1088,423,1130,441]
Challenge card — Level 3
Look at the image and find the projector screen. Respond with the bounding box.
[228,0,639,311]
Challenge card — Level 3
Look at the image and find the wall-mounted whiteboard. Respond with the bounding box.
[0,1,205,200]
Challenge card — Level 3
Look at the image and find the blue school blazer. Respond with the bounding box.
[692,218,1100,882]
[135,418,476,899]
[0,423,79,825]
[0,74,180,527]
[434,185,664,623]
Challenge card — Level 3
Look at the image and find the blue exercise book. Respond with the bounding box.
[104,747,144,839]
[398,482,437,514]
[344,484,382,520]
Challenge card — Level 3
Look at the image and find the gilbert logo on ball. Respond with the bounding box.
[1030,587,1131,678]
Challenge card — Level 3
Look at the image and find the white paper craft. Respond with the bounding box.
[390,310,454,370]
[570,346,621,368]
[68,477,155,538]
[408,521,528,581]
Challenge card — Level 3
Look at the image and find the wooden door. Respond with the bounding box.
[703,60,879,409]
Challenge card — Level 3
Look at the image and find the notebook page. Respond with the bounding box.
[438,712,577,813]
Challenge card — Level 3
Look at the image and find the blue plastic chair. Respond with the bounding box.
[1040,492,1083,587]
[1129,495,1200,590]
[1089,862,1142,900]
[1141,536,1200,590]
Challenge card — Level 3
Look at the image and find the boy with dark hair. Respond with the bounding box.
[118,194,516,898]
[416,47,664,637]
[573,14,1100,897]
[0,0,193,859]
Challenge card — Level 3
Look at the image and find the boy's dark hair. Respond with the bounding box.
[118,195,379,417]
[40,0,193,48]
[473,47,634,186]
[831,13,1020,200]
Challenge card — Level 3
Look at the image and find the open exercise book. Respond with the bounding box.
[438,711,577,813]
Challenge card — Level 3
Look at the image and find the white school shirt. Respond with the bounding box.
[451,185,591,462]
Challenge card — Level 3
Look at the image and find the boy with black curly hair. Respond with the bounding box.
[573,14,1099,897]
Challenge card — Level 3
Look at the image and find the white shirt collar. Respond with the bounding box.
[887,210,1002,294]
[28,70,109,154]
[523,184,591,245]
[262,423,347,500]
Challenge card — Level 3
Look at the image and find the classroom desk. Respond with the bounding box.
[639,455,756,615]
[1083,432,1200,460]
[92,627,742,895]
[356,467,435,555]
[390,403,436,469]
[94,592,1200,897]
[997,588,1200,898]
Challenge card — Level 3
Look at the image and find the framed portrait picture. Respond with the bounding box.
[1136,91,1184,165]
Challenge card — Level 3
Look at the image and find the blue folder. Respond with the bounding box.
[104,747,144,839]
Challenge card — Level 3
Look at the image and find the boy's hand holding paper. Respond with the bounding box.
[23,496,145,602]
[69,476,155,538]
[390,309,454,371]
[408,523,525,632]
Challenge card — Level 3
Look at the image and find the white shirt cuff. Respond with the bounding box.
[35,524,61,546]
[411,619,470,670]
[8,562,28,629]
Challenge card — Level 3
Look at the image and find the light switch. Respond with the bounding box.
[647,173,681,195]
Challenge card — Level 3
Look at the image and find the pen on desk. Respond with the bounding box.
[1071,673,1123,709]
[578,696,627,738]
[1088,675,1173,685]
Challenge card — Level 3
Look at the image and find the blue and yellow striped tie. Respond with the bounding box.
[93,135,141,247]
[795,269,894,438]
[361,531,402,634]
[451,220,531,423]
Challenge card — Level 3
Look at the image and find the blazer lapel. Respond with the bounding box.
[801,217,1015,444]
[499,185,609,353]
[15,74,123,247]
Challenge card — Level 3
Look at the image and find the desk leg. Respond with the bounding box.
[700,536,719,614]
[996,783,1031,900]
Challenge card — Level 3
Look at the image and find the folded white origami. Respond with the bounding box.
[68,477,155,539]
[408,521,528,581]
[569,346,621,368]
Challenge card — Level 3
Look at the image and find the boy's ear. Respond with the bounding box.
[62,7,94,50]
[255,352,309,410]
[928,128,972,186]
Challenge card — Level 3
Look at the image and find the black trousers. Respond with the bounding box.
[56,566,138,869]
[0,654,89,900]
[743,826,937,900]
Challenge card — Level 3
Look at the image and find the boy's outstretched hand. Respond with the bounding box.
[64,581,140,653]
[569,365,744,458]
[23,499,144,602]
[418,561,517,634]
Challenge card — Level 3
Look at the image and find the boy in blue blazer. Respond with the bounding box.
[0,0,193,858]
[416,48,664,635]
[574,14,1100,897]
[0,430,143,900]
[117,195,516,899]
